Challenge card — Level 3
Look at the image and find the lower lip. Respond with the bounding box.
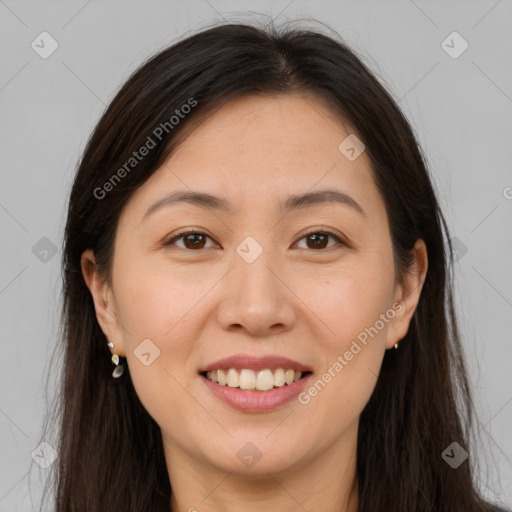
[200,373,313,413]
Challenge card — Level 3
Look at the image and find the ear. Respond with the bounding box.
[385,239,428,349]
[81,249,126,357]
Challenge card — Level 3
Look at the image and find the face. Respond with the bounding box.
[83,94,426,481]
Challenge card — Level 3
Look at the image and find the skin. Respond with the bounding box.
[82,93,427,512]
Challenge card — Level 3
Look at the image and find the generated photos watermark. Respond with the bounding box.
[93,97,198,200]
[298,301,404,405]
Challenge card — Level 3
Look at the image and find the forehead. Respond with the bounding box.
[123,93,382,221]
[180,93,353,156]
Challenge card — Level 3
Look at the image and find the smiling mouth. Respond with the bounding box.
[201,368,313,391]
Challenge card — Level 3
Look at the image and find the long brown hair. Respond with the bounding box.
[38,19,506,511]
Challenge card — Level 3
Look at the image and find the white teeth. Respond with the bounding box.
[227,368,239,388]
[273,368,286,387]
[217,369,227,386]
[206,371,221,382]
[239,369,256,390]
[256,369,274,391]
[204,368,306,390]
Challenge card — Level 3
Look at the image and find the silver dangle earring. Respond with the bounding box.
[108,341,125,378]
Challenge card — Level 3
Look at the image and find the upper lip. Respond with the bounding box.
[199,354,313,373]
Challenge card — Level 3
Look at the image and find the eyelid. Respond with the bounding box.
[164,227,347,251]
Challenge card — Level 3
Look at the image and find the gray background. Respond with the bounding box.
[1,0,511,510]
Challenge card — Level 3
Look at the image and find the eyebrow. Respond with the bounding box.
[141,188,366,223]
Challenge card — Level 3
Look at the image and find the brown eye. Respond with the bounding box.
[165,231,216,250]
[296,230,344,251]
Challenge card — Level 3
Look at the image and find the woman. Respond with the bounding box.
[41,20,508,512]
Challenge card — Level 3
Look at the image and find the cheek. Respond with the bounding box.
[114,255,208,339]
[113,263,207,433]
[296,260,393,422]
[297,287,388,447]
[111,256,204,385]
[303,261,395,350]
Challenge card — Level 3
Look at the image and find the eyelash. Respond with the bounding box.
[163,228,346,252]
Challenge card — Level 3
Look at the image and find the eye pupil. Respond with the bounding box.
[184,233,206,249]
[307,233,328,249]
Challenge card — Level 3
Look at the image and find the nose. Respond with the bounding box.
[215,250,297,338]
